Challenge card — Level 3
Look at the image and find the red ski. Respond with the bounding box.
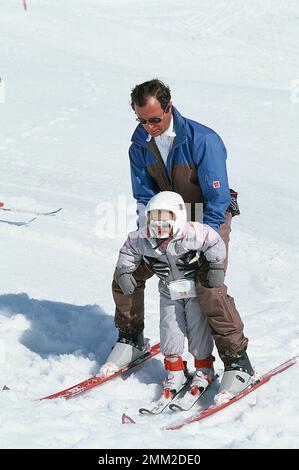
[163,356,297,431]
[40,343,160,401]
[121,356,297,429]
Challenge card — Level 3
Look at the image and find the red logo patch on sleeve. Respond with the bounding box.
[213,181,220,188]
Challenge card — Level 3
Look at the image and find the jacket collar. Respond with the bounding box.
[131,106,188,147]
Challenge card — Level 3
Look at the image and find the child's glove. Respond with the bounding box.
[206,262,225,288]
[115,269,137,295]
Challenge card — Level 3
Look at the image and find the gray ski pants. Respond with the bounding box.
[159,286,214,359]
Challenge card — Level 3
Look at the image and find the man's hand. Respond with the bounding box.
[206,262,225,288]
[143,256,170,280]
[176,251,199,279]
[115,269,137,295]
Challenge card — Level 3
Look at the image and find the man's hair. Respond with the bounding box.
[130,79,171,111]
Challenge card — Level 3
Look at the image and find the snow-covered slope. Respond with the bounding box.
[0,0,298,449]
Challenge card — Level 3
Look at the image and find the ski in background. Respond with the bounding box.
[0,217,38,227]
[0,206,62,217]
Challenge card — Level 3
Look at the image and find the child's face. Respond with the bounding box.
[148,209,175,239]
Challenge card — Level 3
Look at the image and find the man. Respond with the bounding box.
[104,79,253,395]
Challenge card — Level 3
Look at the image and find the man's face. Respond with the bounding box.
[134,97,172,137]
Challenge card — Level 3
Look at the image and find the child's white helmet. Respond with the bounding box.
[145,191,187,238]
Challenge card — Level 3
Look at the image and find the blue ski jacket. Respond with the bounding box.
[129,106,231,232]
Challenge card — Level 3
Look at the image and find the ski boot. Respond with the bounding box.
[163,356,189,399]
[190,355,215,397]
[99,330,148,376]
[216,348,254,402]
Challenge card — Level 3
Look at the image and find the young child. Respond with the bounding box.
[101,191,226,399]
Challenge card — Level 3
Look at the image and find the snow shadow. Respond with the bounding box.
[0,293,117,365]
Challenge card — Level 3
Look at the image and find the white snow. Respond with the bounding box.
[0,0,298,449]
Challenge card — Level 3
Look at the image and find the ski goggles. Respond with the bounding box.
[149,220,175,229]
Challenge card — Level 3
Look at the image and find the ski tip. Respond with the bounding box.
[169,404,182,412]
[50,208,63,215]
[27,217,38,224]
[139,407,153,415]
[121,413,136,424]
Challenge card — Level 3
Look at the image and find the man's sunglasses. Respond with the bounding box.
[136,104,170,125]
